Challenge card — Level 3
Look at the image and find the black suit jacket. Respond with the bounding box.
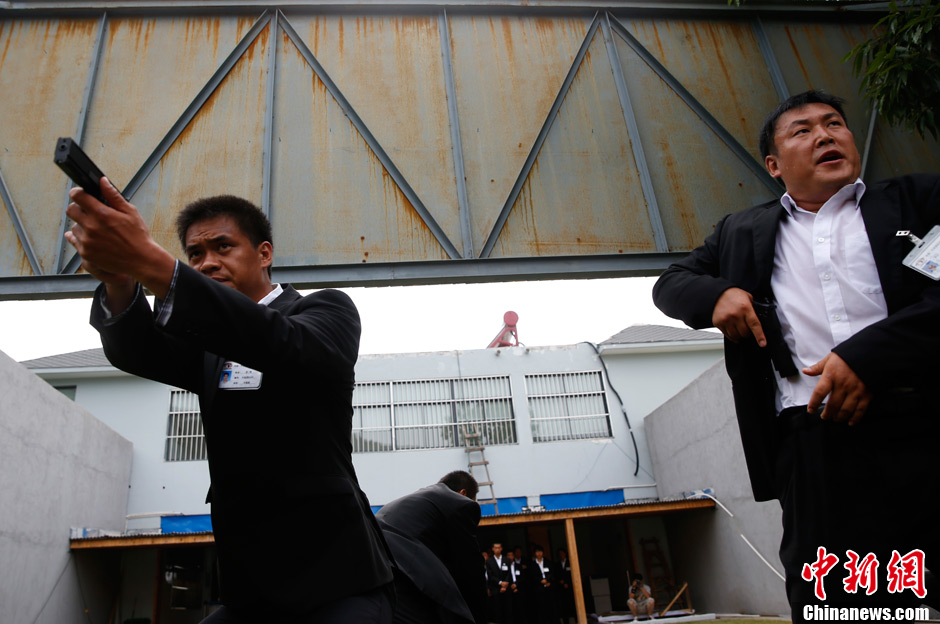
[653,175,940,501]
[525,558,555,590]
[485,555,512,593]
[91,263,393,612]
[376,483,486,624]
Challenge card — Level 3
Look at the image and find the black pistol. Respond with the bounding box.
[53,138,121,205]
[753,298,799,378]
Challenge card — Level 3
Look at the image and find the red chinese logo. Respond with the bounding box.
[802,546,840,600]
[843,550,879,596]
[886,549,926,599]
[802,548,929,600]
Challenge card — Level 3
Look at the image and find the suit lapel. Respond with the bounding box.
[751,200,785,291]
[201,284,300,421]
[859,183,905,311]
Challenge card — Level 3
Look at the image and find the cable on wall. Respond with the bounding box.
[582,341,640,477]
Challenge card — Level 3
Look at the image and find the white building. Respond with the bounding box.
[16,324,747,623]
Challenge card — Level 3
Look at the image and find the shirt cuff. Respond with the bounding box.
[96,282,143,325]
[153,260,181,327]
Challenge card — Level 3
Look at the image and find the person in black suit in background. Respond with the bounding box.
[526,546,557,624]
[506,549,527,624]
[486,542,513,622]
[66,187,393,623]
[376,471,487,624]
[555,548,574,623]
[653,90,940,621]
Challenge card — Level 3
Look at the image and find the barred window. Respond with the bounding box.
[165,390,207,462]
[352,376,516,453]
[525,371,612,442]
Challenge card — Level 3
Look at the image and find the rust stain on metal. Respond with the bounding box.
[174,25,266,147]
[659,141,695,247]
[0,23,14,67]
[498,17,513,49]
[338,16,345,52]
[107,18,156,54]
[784,25,812,86]
[207,17,222,55]
[839,23,866,47]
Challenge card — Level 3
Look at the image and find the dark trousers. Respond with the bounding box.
[530,586,556,624]
[200,583,394,624]
[489,588,512,623]
[775,395,938,624]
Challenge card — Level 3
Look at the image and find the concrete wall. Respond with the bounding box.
[644,360,789,617]
[0,350,133,624]
[69,373,211,532]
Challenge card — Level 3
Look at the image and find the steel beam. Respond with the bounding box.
[56,11,108,274]
[0,252,685,299]
[608,15,782,196]
[0,166,42,275]
[439,9,474,259]
[480,13,601,259]
[0,1,895,14]
[61,10,272,274]
[261,10,280,219]
[279,12,461,260]
[752,16,789,102]
[602,11,667,253]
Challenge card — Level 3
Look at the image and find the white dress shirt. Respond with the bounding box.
[770,180,888,410]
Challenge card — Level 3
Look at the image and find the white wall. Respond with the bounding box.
[352,344,660,506]
[30,341,723,528]
[0,350,132,624]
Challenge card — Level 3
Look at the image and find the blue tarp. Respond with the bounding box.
[161,514,213,533]
[540,489,624,511]
[481,497,526,516]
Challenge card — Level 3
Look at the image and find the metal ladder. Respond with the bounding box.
[463,425,498,514]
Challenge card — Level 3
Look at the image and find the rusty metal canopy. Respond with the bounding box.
[1,2,938,299]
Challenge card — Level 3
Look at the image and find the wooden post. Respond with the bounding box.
[565,518,588,624]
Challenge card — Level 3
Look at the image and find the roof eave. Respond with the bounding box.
[598,339,724,355]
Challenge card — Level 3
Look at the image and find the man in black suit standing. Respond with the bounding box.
[653,90,939,621]
[486,542,513,622]
[376,471,487,624]
[66,186,394,622]
[526,545,557,624]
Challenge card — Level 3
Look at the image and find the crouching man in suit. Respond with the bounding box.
[376,471,487,624]
[653,90,939,621]
[66,185,394,623]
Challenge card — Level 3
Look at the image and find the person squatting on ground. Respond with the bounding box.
[627,574,655,620]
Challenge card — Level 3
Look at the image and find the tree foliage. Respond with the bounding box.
[730,0,940,141]
[844,0,940,140]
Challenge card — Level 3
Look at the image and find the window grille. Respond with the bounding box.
[165,390,207,462]
[525,371,612,442]
[352,375,516,453]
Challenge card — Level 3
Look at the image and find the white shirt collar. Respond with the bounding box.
[779,178,866,217]
[258,283,284,306]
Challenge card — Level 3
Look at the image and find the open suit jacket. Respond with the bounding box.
[376,482,487,624]
[91,263,393,613]
[653,174,940,501]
